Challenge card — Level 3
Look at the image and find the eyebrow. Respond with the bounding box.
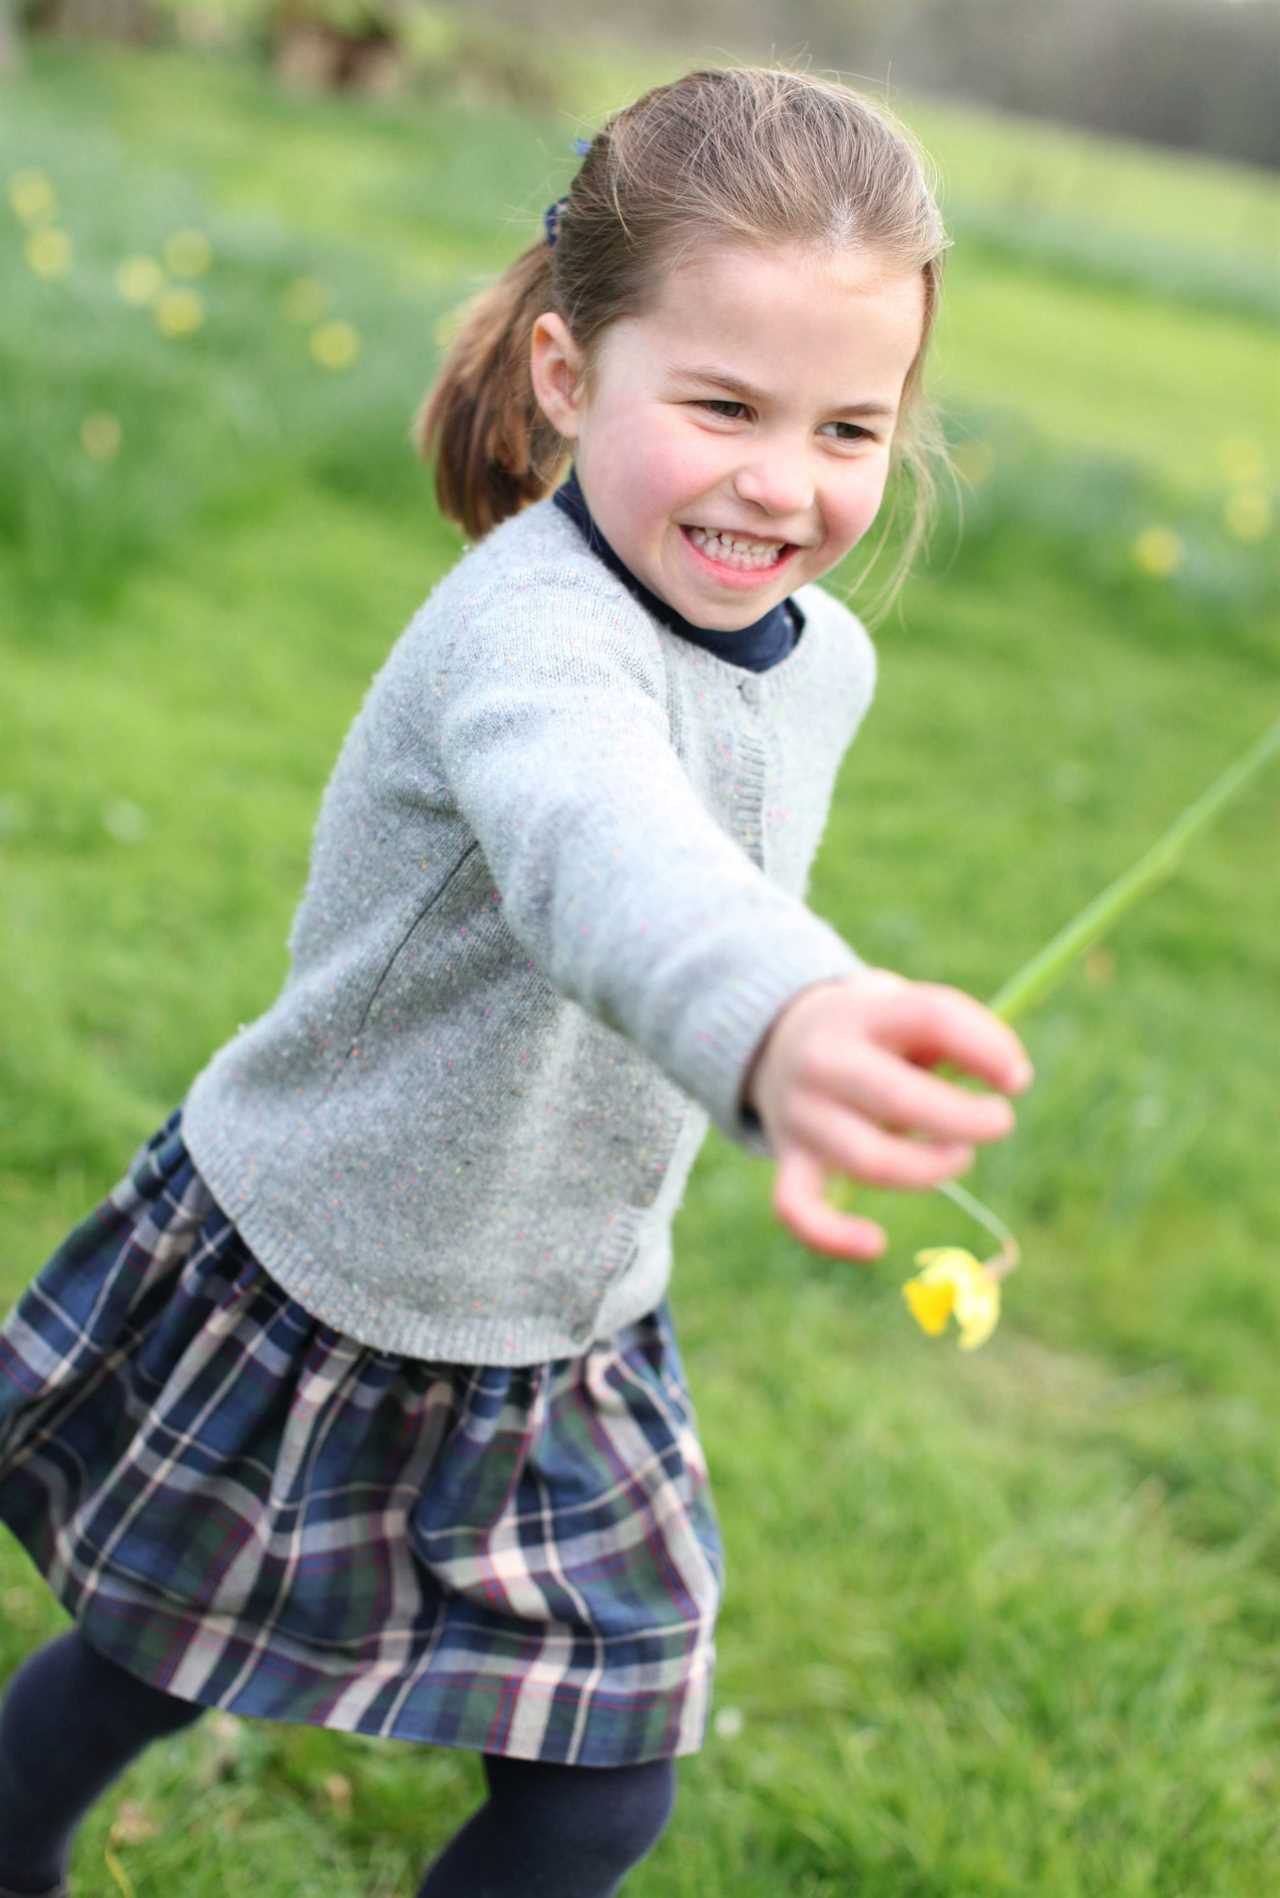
[668,362,898,420]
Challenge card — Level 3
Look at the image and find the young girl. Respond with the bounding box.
[0,65,1032,1898]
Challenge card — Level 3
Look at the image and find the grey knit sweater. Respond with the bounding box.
[182,498,875,1365]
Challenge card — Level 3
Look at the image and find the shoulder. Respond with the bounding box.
[793,579,877,689]
[436,500,647,625]
[400,500,670,706]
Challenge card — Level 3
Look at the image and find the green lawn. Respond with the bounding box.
[2,38,1278,1898]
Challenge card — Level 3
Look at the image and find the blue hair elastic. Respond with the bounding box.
[543,197,569,247]
[544,138,592,247]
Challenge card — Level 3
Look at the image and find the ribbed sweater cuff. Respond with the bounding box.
[690,934,867,1157]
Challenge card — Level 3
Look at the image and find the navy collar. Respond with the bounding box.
[552,468,802,672]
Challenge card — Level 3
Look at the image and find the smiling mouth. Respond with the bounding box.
[682,525,794,571]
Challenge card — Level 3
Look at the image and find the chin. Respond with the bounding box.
[711,595,786,629]
[710,607,771,631]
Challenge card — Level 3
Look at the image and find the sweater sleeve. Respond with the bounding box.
[422,574,866,1157]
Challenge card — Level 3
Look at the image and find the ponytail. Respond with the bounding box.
[413,240,568,540]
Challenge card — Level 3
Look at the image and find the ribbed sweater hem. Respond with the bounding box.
[185,1104,680,1366]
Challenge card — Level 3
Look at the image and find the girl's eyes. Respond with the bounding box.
[695,400,871,443]
[820,420,872,443]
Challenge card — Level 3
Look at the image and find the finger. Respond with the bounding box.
[790,1101,975,1191]
[835,1044,1017,1145]
[773,1147,886,1261]
[833,1115,975,1191]
[870,983,1034,1094]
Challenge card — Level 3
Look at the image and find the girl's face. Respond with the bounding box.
[531,240,925,631]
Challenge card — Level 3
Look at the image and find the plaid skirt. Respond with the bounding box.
[0,1110,725,1767]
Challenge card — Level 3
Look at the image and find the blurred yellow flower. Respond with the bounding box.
[902,1247,1001,1350]
[81,412,123,462]
[433,306,464,350]
[116,255,166,305]
[155,288,204,338]
[163,229,212,278]
[1132,526,1184,578]
[1224,489,1271,545]
[310,319,360,370]
[951,438,995,486]
[1084,944,1116,988]
[1216,438,1266,486]
[25,226,72,279]
[8,168,56,225]
[284,276,332,323]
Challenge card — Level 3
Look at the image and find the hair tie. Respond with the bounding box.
[544,139,592,248]
[543,196,569,248]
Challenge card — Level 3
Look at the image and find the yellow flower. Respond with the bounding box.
[309,319,360,370]
[116,255,165,305]
[81,412,122,462]
[8,168,56,225]
[433,306,464,350]
[283,276,331,323]
[951,438,995,486]
[1224,489,1270,545]
[154,288,204,338]
[25,226,72,279]
[902,1248,1001,1350]
[1132,526,1184,578]
[1216,438,1266,486]
[163,228,212,278]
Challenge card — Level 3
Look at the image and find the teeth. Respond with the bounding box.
[686,526,786,570]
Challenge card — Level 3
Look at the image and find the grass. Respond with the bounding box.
[2,36,1278,1898]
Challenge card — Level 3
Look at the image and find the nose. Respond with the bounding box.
[731,442,815,519]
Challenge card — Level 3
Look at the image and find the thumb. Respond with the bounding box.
[773,1146,887,1261]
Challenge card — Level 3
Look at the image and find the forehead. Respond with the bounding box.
[611,239,925,393]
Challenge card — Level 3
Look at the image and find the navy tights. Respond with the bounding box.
[0,1627,675,1897]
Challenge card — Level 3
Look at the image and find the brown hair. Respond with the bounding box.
[414,65,951,613]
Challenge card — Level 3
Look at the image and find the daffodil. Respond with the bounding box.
[25,226,71,280]
[116,255,166,305]
[154,288,204,338]
[309,319,360,370]
[903,1248,1001,1350]
[1132,526,1183,578]
[434,306,464,350]
[1216,438,1266,486]
[163,229,212,278]
[283,276,332,323]
[8,169,56,225]
[951,438,995,486]
[1224,490,1270,545]
[81,412,122,462]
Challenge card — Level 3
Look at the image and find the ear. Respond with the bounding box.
[530,312,587,439]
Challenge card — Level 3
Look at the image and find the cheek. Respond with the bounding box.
[833,466,891,547]
[590,412,745,524]
[616,422,707,518]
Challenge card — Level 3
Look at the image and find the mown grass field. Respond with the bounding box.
[2,34,1278,1898]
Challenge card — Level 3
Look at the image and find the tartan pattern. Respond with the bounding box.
[0,1112,724,1766]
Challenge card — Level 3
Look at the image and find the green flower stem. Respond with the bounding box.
[985,714,1280,1026]
[851,717,1280,1273]
[936,1179,1020,1277]
[930,714,1280,1275]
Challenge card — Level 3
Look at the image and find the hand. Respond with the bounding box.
[743,968,1034,1261]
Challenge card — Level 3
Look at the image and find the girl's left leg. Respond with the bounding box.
[0,1625,206,1895]
[417,1751,677,1898]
